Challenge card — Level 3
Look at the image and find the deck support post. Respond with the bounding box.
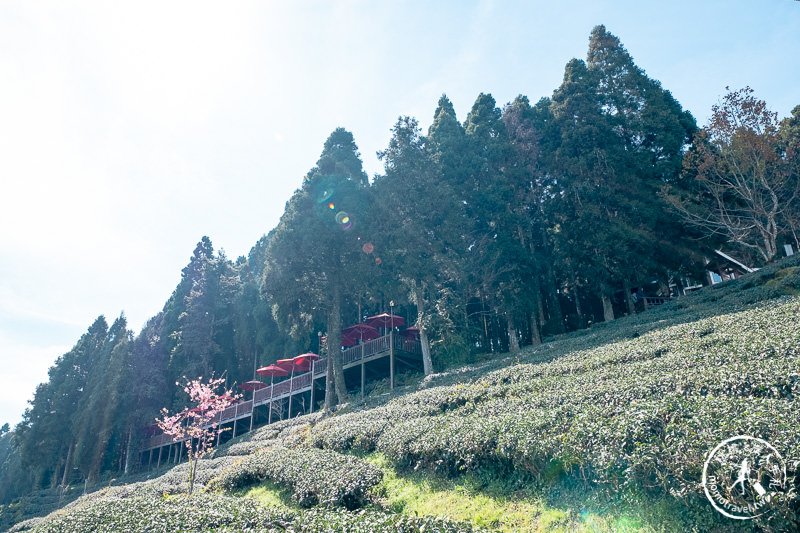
[389,331,395,390]
[148,449,153,469]
[360,344,366,398]
[310,361,316,414]
[157,446,163,468]
[232,403,240,438]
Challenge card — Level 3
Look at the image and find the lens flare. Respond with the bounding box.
[362,242,374,254]
[328,202,335,210]
[375,257,382,265]
[334,211,351,230]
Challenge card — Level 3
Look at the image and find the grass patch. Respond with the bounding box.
[239,478,296,511]
[362,452,746,532]
[366,452,542,531]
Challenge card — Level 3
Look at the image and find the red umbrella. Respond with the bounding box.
[325,332,373,347]
[366,313,405,329]
[293,352,321,371]
[341,334,358,347]
[256,364,289,378]
[275,358,297,372]
[279,353,319,419]
[256,364,289,425]
[240,380,267,391]
[400,326,420,338]
[342,324,380,342]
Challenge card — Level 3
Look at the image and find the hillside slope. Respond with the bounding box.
[5,257,800,532]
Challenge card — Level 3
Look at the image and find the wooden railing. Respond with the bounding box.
[341,333,421,365]
[397,336,422,355]
[342,335,391,365]
[143,333,421,451]
[643,296,671,307]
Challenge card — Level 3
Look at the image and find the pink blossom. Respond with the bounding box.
[155,377,240,493]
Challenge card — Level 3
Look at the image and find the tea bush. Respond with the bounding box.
[208,444,383,508]
[10,257,800,532]
[14,494,486,533]
[285,507,489,532]
[14,493,292,533]
[301,296,800,523]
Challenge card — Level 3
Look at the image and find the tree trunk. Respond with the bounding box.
[410,280,433,375]
[543,267,565,334]
[51,462,62,489]
[419,328,433,374]
[573,284,586,329]
[123,428,134,474]
[61,442,74,487]
[535,280,546,336]
[601,293,615,322]
[480,293,490,351]
[324,348,335,411]
[539,228,565,334]
[188,455,197,494]
[507,317,520,353]
[623,281,636,315]
[790,223,800,256]
[530,312,542,346]
[328,286,348,406]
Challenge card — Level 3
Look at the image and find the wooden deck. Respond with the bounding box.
[141,332,420,455]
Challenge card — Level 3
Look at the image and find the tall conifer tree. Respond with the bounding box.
[373,116,466,373]
[264,128,372,409]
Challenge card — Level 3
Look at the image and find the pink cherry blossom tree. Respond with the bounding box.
[156,376,239,493]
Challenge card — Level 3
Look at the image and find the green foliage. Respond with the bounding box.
[546,25,701,313]
[209,444,382,508]
[289,507,488,533]
[11,490,486,533]
[373,115,467,372]
[7,23,800,533]
[16,493,292,533]
[9,258,800,532]
[673,87,799,264]
[297,263,800,530]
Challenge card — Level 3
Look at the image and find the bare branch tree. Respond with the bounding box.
[667,87,796,263]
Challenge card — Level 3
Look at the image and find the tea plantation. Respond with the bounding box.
[3,257,800,532]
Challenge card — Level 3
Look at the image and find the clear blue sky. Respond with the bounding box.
[1,0,798,427]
